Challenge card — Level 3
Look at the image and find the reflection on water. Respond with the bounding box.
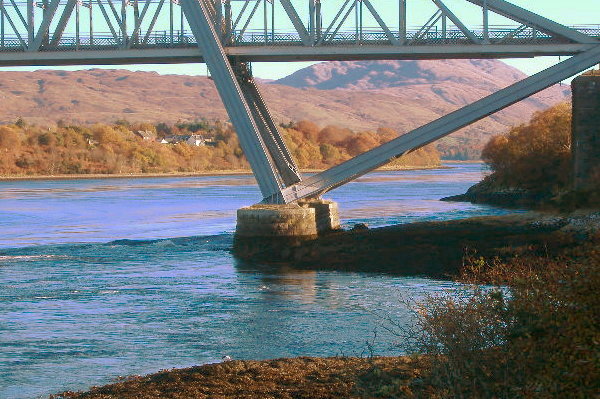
[0,164,514,399]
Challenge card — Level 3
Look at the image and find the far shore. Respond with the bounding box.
[0,164,448,182]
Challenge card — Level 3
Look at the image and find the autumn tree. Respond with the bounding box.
[294,120,320,142]
[0,119,440,176]
[0,126,21,150]
[482,102,572,192]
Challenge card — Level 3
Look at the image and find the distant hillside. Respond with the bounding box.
[0,60,570,159]
[275,59,526,91]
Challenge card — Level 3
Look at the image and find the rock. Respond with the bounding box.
[351,223,369,231]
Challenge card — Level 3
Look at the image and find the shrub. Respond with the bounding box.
[411,244,600,398]
[481,103,572,193]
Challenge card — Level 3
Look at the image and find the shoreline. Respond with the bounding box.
[52,356,423,399]
[234,210,600,277]
[0,164,445,182]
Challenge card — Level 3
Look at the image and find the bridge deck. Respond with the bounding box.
[1,27,599,66]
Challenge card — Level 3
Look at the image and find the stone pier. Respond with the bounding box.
[233,199,340,260]
[572,71,600,191]
[236,199,340,238]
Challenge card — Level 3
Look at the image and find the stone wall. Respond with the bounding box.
[236,199,340,238]
[572,72,600,191]
[299,199,341,234]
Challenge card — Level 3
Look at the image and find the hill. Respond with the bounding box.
[0,59,570,158]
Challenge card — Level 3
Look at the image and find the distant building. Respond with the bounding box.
[160,134,215,146]
[186,134,205,146]
[160,135,187,144]
[134,130,156,141]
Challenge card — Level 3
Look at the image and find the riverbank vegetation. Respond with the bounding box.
[0,119,440,176]
[482,102,573,192]
[453,102,600,208]
[407,238,599,398]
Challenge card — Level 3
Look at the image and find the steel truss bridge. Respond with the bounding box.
[1,0,599,203]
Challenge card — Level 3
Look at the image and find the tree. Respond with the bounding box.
[482,102,572,191]
[294,120,320,142]
[15,117,26,128]
[0,126,21,150]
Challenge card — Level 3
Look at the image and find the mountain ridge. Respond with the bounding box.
[0,59,570,158]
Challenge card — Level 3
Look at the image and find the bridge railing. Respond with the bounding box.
[0,25,599,52]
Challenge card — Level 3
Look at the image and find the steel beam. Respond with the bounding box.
[26,0,33,44]
[49,0,76,46]
[279,0,311,45]
[29,0,60,51]
[180,0,287,200]
[277,44,600,203]
[0,3,27,49]
[142,0,166,44]
[399,0,406,43]
[1,0,4,48]
[465,0,598,44]
[96,0,121,44]
[432,0,481,44]
[128,0,152,47]
[1,43,596,66]
[362,0,400,45]
[236,63,301,188]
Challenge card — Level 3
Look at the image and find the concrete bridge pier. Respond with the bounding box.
[572,71,600,191]
[233,199,340,260]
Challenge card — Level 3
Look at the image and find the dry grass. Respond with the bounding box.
[51,356,425,399]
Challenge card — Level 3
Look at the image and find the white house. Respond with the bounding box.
[161,134,211,146]
[186,134,206,146]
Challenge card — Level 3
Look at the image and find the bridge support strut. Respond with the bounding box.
[181,0,301,204]
[180,0,600,239]
[279,44,600,203]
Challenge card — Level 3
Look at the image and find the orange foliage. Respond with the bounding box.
[482,103,572,192]
[0,119,440,176]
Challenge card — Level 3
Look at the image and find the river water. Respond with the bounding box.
[0,163,513,399]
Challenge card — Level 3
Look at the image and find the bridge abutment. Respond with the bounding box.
[572,71,600,191]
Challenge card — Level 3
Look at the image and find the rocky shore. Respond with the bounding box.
[440,178,552,209]
[234,210,599,278]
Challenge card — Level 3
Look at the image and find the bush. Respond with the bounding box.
[481,103,572,193]
[410,244,600,398]
[0,126,21,149]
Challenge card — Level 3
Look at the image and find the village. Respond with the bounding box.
[133,130,217,147]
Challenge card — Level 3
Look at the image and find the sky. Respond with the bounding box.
[1,0,599,80]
